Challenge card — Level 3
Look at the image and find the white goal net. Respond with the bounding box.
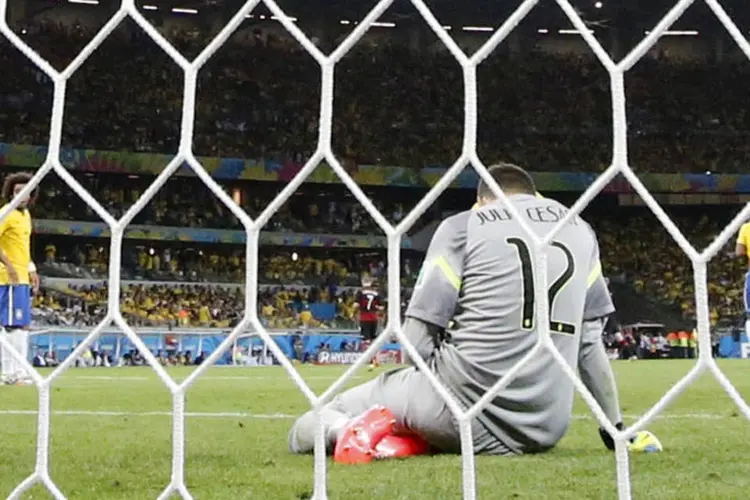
[1,0,750,499]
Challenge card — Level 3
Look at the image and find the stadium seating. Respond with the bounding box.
[1,20,747,333]
[32,238,417,328]
[28,206,744,330]
[32,281,366,330]
[1,20,749,173]
[31,175,426,234]
[593,208,744,327]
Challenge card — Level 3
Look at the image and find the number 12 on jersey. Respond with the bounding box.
[507,237,577,335]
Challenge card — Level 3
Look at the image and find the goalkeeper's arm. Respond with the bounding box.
[401,316,443,366]
[578,316,624,449]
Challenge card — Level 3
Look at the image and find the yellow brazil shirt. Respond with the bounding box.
[299,309,313,324]
[738,222,750,260]
[198,305,211,324]
[0,206,31,285]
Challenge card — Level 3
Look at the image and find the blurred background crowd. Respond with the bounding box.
[0,0,748,343]
[2,12,750,173]
[33,175,418,234]
[29,198,744,334]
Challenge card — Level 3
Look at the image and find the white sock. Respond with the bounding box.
[289,408,351,454]
[1,332,14,379]
[10,330,29,378]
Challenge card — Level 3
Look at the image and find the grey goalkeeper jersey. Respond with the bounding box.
[406,194,615,454]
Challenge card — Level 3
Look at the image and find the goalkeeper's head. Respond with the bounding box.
[475,162,536,207]
[2,172,37,209]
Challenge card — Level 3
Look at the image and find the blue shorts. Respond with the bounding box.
[0,285,31,328]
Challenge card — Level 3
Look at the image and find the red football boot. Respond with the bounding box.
[373,433,431,460]
[333,406,396,465]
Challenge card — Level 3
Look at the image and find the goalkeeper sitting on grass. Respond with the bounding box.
[288,164,660,462]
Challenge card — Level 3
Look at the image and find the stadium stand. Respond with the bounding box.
[1,19,750,172]
[32,174,427,233]
[0,1,747,359]
[4,2,750,499]
[25,187,747,331]
[33,248,412,329]
[593,207,744,327]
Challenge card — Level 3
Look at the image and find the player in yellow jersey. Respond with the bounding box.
[736,221,750,341]
[0,173,39,386]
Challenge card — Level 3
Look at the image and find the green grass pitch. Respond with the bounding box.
[1,360,749,499]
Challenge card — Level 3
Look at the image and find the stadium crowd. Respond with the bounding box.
[33,280,373,330]
[33,241,417,330]
[25,203,745,332]
[593,208,744,329]
[0,20,749,172]
[1,19,747,334]
[36,238,419,286]
[32,175,423,234]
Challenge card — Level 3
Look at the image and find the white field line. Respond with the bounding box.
[70,375,366,381]
[0,409,736,421]
[0,409,295,418]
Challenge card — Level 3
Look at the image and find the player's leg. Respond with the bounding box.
[288,366,460,455]
[361,322,379,369]
[6,285,32,384]
[10,329,30,380]
[744,271,750,341]
[0,285,15,384]
[288,376,375,454]
[0,329,12,383]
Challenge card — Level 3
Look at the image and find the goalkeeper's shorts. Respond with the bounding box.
[745,272,750,314]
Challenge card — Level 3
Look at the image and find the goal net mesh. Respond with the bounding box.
[1,0,750,499]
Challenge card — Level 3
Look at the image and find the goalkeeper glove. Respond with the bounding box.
[598,422,626,451]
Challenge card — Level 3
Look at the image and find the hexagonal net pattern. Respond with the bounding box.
[1,0,750,498]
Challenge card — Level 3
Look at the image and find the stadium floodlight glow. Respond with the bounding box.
[558,28,594,34]
[538,28,549,33]
[644,29,699,36]
[171,7,198,15]
[271,15,298,22]
[595,1,603,8]
[462,26,494,32]
[372,21,396,28]
[340,19,351,25]
[68,0,98,4]
[143,5,158,11]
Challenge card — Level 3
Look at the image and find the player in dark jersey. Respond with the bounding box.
[355,278,382,369]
